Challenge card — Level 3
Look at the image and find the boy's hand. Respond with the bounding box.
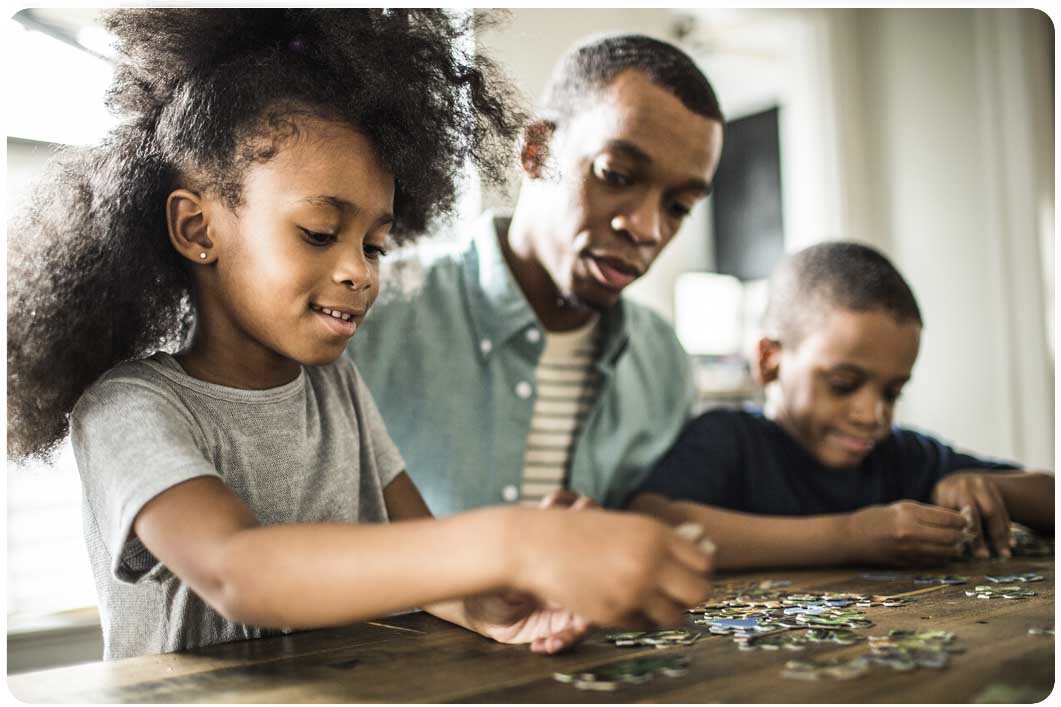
[512,509,714,629]
[932,473,1013,558]
[847,501,968,567]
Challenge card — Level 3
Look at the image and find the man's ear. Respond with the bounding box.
[755,336,782,385]
[166,189,216,264]
[518,119,555,179]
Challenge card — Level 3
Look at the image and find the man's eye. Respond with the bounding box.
[300,228,337,246]
[595,164,631,187]
[883,388,904,403]
[669,202,692,219]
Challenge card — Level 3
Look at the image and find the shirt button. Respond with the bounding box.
[480,339,493,354]
[525,328,541,343]
[515,381,533,399]
[502,485,519,502]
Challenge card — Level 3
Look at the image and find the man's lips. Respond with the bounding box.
[586,254,643,291]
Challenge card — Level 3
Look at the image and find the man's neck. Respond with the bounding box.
[502,208,597,332]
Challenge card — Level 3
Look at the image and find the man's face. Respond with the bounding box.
[527,70,723,312]
[769,307,922,469]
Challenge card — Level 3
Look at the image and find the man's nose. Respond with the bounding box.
[610,195,663,246]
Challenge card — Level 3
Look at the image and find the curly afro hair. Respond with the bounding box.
[8,9,523,462]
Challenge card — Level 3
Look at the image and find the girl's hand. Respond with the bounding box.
[508,508,714,630]
[538,488,600,511]
[932,472,1013,558]
[464,590,589,654]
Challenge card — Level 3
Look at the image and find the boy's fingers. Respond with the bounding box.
[570,495,599,511]
[918,503,968,529]
[975,488,1012,557]
[915,523,967,548]
[641,592,688,629]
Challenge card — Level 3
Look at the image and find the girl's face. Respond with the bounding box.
[194,117,394,380]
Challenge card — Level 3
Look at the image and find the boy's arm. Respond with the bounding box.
[629,492,968,570]
[932,470,1054,557]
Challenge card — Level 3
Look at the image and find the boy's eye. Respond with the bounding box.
[828,380,860,396]
[300,228,337,247]
[883,387,904,403]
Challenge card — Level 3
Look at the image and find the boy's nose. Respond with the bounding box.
[850,393,887,427]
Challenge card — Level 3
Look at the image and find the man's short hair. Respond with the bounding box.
[538,33,723,127]
[764,241,923,344]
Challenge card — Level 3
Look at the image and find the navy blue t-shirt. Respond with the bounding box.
[634,408,1019,515]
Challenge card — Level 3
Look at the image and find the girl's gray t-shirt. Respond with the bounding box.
[70,352,405,660]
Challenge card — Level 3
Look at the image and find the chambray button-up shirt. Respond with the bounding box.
[347,213,695,516]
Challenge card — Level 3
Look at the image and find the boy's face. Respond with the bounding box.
[523,70,723,312]
[763,307,922,469]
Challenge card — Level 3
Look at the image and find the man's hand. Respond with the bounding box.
[932,473,1013,558]
[846,501,968,567]
[538,489,600,511]
[464,590,589,654]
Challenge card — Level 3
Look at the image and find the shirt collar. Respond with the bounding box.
[463,211,630,368]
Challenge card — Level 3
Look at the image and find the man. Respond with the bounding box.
[349,33,724,516]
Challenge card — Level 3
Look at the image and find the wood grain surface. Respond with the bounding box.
[8,556,1053,703]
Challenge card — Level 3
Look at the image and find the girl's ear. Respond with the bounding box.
[755,336,782,385]
[166,189,216,264]
[518,119,555,179]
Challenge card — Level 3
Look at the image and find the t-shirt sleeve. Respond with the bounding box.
[350,363,406,490]
[891,428,1022,502]
[70,377,221,585]
[631,410,744,508]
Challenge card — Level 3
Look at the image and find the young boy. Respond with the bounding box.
[629,242,1054,569]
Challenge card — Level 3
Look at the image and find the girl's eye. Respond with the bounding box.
[300,228,337,247]
[364,243,388,260]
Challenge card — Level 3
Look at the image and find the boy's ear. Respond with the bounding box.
[755,336,782,385]
[519,119,555,179]
[166,189,216,264]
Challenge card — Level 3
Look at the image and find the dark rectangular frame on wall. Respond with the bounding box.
[711,106,785,282]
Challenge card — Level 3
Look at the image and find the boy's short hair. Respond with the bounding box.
[764,241,923,343]
[538,33,723,128]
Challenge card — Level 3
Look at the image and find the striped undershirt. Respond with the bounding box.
[519,317,601,506]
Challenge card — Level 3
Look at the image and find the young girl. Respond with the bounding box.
[7,9,713,661]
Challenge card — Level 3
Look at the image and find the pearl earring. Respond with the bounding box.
[199,252,207,260]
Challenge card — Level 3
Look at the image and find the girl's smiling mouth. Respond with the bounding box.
[310,303,364,337]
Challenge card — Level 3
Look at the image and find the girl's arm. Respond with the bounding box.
[133,475,713,632]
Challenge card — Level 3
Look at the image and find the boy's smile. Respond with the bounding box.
[764,307,922,469]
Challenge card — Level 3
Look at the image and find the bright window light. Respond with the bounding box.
[6,18,117,146]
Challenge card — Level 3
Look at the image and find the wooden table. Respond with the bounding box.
[9,556,1053,703]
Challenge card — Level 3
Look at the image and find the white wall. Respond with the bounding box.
[837,9,1054,467]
